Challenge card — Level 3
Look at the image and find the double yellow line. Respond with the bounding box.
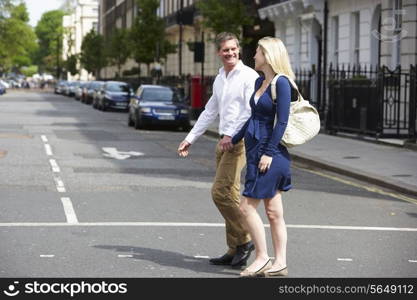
[296,166,417,205]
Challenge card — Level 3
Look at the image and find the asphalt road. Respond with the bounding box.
[0,91,416,278]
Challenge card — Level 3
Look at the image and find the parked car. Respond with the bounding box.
[80,81,90,102]
[0,79,10,89]
[95,81,132,111]
[61,81,73,95]
[83,81,104,104]
[0,82,6,95]
[128,84,190,131]
[67,81,80,97]
[54,81,66,94]
[75,82,87,100]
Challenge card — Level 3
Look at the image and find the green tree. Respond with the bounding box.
[130,0,175,76]
[106,28,131,79]
[0,0,13,18]
[65,54,78,76]
[21,65,38,77]
[34,10,65,76]
[0,1,37,74]
[196,0,253,37]
[80,29,106,78]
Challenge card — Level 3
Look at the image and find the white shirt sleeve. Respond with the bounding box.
[185,93,219,144]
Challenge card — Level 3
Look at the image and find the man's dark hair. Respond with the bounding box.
[215,32,240,50]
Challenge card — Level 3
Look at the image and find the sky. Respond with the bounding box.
[24,0,63,27]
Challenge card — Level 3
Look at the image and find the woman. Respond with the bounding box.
[231,37,296,277]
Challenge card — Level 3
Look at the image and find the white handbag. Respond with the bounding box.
[271,74,320,148]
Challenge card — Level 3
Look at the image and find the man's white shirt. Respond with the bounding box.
[185,60,259,144]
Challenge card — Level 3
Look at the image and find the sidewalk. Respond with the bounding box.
[192,119,417,198]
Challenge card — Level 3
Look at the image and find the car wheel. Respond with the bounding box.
[127,112,134,127]
[181,121,191,132]
[134,112,142,129]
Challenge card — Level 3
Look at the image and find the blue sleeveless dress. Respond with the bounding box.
[232,76,292,199]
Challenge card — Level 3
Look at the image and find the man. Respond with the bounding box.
[177,32,259,267]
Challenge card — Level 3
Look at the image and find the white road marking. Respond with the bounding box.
[44,144,53,156]
[61,197,78,224]
[0,222,416,232]
[41,135,48,143]
[40,255,55,258]
[408,260,417,263]
[102,147,144,160]
[337,258,353,262]
[118,255,133,258]
[49,159,60,173]
[287,224,417,232]
[194,255,210,259]
[54,177,66,193]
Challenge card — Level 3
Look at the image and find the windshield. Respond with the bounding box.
[107,83,130,92]
[93,82,103,89]
[142,88,180,102]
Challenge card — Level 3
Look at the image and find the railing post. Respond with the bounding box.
[376,65,384,138]
[409,65,417,141]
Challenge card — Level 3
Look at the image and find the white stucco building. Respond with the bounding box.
[63,0,99,80]
[258,0,417,71]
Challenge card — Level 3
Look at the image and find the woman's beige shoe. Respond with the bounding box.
[239,259,272,278]
[264,266,288,277]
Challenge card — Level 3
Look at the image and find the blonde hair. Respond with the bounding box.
[258,37,295,80]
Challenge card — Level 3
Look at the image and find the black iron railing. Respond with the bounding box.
[327,64,416,139]
[106,63,416,140]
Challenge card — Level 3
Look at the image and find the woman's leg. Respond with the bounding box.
[264,191,287,270]
[239,196,270,272]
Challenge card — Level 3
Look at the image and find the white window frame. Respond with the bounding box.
[350,11,360,66]
[332,15,339,66]
[392,0,402,67]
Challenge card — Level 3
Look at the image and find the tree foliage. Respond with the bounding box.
[106,28,131,78]
[80,29,106,78]
[0,1,37,73]
[196,0,253,38]
[34,10,65,74]
[21,65,38,77]
[130,0,176,75]
[65,54,78,76]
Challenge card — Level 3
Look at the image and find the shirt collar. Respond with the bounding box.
[219,60,244,77]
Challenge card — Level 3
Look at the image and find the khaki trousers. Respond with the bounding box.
[211,139,251,254]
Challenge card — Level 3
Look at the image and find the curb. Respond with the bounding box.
[204,128,417,199]
[289,152,417,199]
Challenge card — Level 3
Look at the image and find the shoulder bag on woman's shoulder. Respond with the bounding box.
[271,74,320,148]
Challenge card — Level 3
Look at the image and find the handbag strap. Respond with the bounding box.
[271,74,302,129]
[270,74,302,103]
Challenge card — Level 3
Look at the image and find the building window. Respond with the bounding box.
[92,22,98,32]
[351,11,360,65]
[332,16,339,66]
